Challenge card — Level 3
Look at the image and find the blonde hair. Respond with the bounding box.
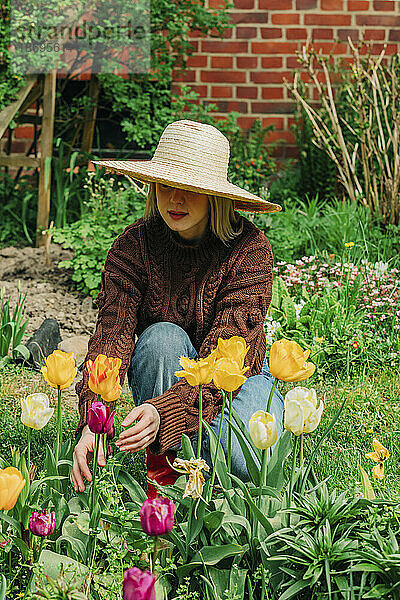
[143,182,244,244]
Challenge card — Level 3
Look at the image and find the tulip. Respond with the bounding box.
[249,410,278,449]
[174,354,216,386]
[41,350,77,390]
[365,438,390,480]
[0,467,26,511]
[140,496,175,536]
[123,567,156,600]
[284,387,323,436]
[171,457,210,499]
[215,336,249,368]
[21,393,54,430]
[86,354,122,402]
[213,357,249,392]
[269,339,315,382]
[28,509,56,537]
[87,401,116,435]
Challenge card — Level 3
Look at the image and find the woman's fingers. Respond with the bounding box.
[119,433,154,452]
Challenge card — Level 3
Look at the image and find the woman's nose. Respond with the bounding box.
[171,187,184,204]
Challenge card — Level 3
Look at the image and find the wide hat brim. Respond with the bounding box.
[91,158,282,214]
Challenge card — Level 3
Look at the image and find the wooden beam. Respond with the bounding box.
[0,75,37,140]
[0,155,40,168]
[81,74,99,155]
[36,70,56,247]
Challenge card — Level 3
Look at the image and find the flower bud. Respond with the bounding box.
[123,567,156,600]
[249,411,278,449]
[87,401,116,436]
[28,510,56,537]
[140,496,175,536]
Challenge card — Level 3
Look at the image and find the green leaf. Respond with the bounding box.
[181,433,195,459]
[177,544,244,577]
[202,420,231,490]
[358,463,376,500]
[0,574,6,600]
[265,430,292,491]
[278,579,311,600]
[118,470,147,504]
[228,417,261,486]
[230,474,273,535]
[204,511,224,532]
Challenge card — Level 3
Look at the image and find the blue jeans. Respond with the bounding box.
[127,322,284,482]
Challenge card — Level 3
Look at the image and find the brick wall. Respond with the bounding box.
[172,0,400,157]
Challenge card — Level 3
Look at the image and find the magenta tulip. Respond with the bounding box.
[140,496,175,536]
[123,567,155,600]
[87,401,116,435]
[28,510,56,537]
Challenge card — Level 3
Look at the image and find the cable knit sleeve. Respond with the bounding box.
[146,232,273,455]
[74,224,147,438]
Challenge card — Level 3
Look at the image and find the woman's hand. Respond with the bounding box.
[71,425,106,492]
[116,404,160,452]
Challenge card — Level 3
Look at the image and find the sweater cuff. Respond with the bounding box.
[145,390,187,455]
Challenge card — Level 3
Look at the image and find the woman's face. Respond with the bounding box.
[156,183,210,241]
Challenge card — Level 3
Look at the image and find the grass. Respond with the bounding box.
[1,362,399,501]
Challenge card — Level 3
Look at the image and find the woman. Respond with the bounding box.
[71,119,283,496]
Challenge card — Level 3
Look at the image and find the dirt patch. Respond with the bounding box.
[0,242,98,341]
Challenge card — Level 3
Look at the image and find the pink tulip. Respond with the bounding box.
[140,496,175,536]
[87,401,116,436]
[123,567,156,600]
[28,510,55,537]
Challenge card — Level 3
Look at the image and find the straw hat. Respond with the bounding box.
[91,119,282,214]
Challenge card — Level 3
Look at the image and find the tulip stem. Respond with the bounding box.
[197,385,203,459]
[103,433,108,464]
[209,390,227,500]
[90,433,100,515]
[227,391,232,472]
[259,447,269,508]
[55,385,62,467]
[266,378,277,414]
[27,427,31,473]
[287,435,300,526]
[300,433,304,464]
[152,536,158,572]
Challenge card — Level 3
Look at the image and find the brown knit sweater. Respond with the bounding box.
[75,212,273,454]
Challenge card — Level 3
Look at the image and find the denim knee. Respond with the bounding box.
[135,322,192,360]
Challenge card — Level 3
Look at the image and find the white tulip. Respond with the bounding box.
[284,387,323,436]
[21,393,54,430]
[249,410,278,449]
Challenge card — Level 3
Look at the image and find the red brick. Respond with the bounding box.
[251,71,292,83]
[181,85,208,96]
[188,30,203,39]
[201,41,248,53]
[373,0,395,9]
[236,27,257,38]
[371,43,398,53]
[305,14,351,25]
[237,117,257,129]
[271,14,300,24]
[348,0,369,8]
[209,27,233,39]
[209,0,227,6]
[262,117,284,129]
[237,86,258,98]
[261,56,283,68]
[201,71,247,83]
[265,130,296,144]
[14,125,35,138]
[10,141,27,152]
[211,86,233,98]
[225,102,248,111]
[296,0,317,7]
[389,30,400,41]
[251,101,294,113]
[252,41,299,53]
[321,0,343,9]
[259,0,293,8]
[211,56,233,68]
[187,55,208,68]
[312,28,334,39]
[231,13,268,24]
[286,56,301,68]
[234,0,255,6]
[237,56,258,68]
[287,28,307,39]
[260,28,283,39]
[261,87,285,99]
[337,29,360,41]
[356,15,400,26]
[364,29,385,40]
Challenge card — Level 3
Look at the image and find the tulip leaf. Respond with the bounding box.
[0,512,20,533]
[232,409,262,462]
[265,431,292,491]
[222,515,252,539]
[34,549,89,590]
[358,464,376,500]
[181,434,196,459]
[204,510,224,532]
[0,574,6,600]
[202,420,231,490]
[176,544,244,577]
[227,418,261,486]
[230,474,274,535]
[118,470,147,504]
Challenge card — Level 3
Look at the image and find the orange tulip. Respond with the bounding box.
[213,357,249,393]
[86,354,122,402]
[0,467,26,511]
[175,354,216,387]
[269,339,315,382]
[365,438,390,481]
[41,350,77,390]
[214,336,249,369]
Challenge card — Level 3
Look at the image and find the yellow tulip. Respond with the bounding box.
[284,387,323,436]
[171,457,210,499]
[21,393,54,430]
[215,336,249,369]
[41,350,77,390]
[269,339,315,382]
[365,438,390,481]
[86,354,122,402]
[249,410,278,449]
[0,467,26,511]
[174,353,216,386]
[213,357,249,392]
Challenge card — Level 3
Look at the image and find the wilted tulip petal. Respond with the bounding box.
[21,393,54,430]
[171,457,210,499]
[0,467,26,511]
[269,339,315,382]
[249,410,278,449]
[140,496,175,536]
[365,438,389,481]
[29,509,56,537]
[41,350,77,389]
[123,567,156,600]
[284,387,322,436]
